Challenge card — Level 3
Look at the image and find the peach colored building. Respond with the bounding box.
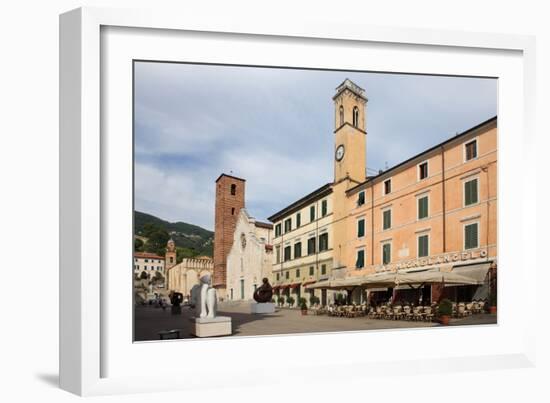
[270,79,497,305]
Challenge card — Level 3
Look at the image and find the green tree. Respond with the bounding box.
[176,246,200,263]
[134,237,144,251]
[144,229,170,256]
[139,271,148,280]
[152,271,165,285]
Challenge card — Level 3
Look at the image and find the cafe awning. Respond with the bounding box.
[451,262,491,284]
[289,283,301,289]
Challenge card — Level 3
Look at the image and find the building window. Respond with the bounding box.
[285,271,289,279]
[319,233,329,252]
[231,184,236,195]
[276,273,280,281]
[321,264,327,275]
[418,195,429,220]
[294,242,302,259]
[284,218,292,233]
[384,179,391,195]
[418,234,429,257]
[240,279,245,299]
[465,139,478,161]
[231,207,235,215]
[309,266,314,276]
[357,218,365,238]
[355,249,365,269]
[352,106,359,128]
[230,288,234,300]
[339,105,344,126]
[296,269,300,278]
[275,224,282,237]
[307,237,316,255]
[383,209,392,230]
[357,191,365,206]
[144,259,149,263]
[321,200,328,217]
[418,161,428,180]
[382,243,391,265]
[275,246,281,263]
[464,178,479,206]
[310,205,315,222]
[464,222,479,250]
[296,212,301,228]
[284,246,292,262]
[144,265,147,270]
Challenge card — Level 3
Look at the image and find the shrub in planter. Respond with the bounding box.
[437,299,453,325]
[287,296,295,307]
[298,297,307,307]
[489,293,497,314]
[300,301,308,315]
[309,295,320,306]
[277,296,285,306]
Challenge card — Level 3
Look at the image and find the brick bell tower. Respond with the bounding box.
[213,174,245,296]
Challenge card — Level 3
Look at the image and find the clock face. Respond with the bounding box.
[335,145,345,161]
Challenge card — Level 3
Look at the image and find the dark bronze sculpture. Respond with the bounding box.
[253,278,273,303]
[169,291,184,315]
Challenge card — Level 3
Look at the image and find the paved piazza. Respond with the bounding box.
[134,302,497,341]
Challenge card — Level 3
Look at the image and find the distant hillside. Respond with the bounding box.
[134,211,213,257]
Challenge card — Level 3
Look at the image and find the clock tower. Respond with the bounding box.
[333,79,367,184]
[332,79,368,270]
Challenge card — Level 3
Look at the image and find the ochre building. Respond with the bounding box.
[269,79,497,305]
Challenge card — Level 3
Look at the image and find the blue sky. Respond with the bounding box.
[134,62,497,231]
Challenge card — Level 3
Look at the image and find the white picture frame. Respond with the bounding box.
[60,7,537,396]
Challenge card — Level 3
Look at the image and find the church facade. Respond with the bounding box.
[225,209,273,301]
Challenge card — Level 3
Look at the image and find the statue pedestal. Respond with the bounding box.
[190,316,232,337]
[250,302,276,314]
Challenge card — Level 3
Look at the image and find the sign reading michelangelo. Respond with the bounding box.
[376,248,489,272]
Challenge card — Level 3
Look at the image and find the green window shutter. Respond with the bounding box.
[465,179,478,205]
[465,223,478,249]
[296,213,301,228]
[383,210,391,229]
[356,250,364,268]
[358,191,365,206]
[309,266,314,275]
[322,200,327,216]
[310,206,315,222]
[418,235,428,257]
[418,197,428,219]
[383,244,391,264]
[321,264,326,275]
[308,238,316,254]
[294,242,301,258]
[357,219,365,237]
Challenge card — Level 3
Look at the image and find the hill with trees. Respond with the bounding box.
[134,211,213,260]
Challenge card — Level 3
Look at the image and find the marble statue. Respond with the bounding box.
[253,277,273,303]
[190,274,217,319]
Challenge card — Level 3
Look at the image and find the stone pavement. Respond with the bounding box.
[134,302,497,341]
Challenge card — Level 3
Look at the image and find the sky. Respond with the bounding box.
[134,62,497,231]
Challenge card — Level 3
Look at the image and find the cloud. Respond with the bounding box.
[134,62,497,229]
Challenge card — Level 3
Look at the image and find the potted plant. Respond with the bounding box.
[437,299,453,325]
[278,296,285,307]
[287,296,295,307]
[309,295,319,306]
[489,293,497,314]
[299,297,308,315]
